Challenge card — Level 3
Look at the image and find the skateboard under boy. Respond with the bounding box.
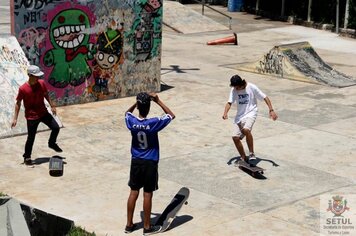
[237,159,265,176]
[155,187,190,232]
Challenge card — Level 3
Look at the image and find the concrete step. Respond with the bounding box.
[6,199,31,236]
[0,199,8,236]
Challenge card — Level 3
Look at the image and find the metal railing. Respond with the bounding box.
[192,0,232,30]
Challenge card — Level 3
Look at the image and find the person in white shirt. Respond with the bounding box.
[222,75,278,163]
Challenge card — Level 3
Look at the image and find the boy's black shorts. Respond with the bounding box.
[128,158,158,192]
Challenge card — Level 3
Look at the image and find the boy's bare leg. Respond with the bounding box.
[143,191,153,229]
[127,190,139,227]
[243,128,254,155]
[232,136,247,160]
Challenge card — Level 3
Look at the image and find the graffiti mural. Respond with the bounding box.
[44,8,96,88]
[126,0,162,61]
[258,48,284,76]
[11,0,163,105]
[0,35,62,139]
[90,28,123,99]
[0,35,28,139]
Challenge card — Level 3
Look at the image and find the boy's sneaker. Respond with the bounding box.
[234,157,248,166]
[48,143,63,152]
[124,224,137,234]
[249,153,256,160]
[143,225,162,235]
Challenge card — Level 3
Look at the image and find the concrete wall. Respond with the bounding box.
[0,34,63,139]
[0,35,29,138]
[11,0,162,106]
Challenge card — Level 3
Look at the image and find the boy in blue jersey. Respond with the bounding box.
[125,92,175,235]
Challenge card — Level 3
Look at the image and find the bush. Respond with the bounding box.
[243,0,356,29]
[348,0,356,28]
[67,226,96,236]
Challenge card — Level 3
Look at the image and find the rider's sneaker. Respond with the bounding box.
[249,153,256,160]
[234,157,249,166]
[143,225,162,235]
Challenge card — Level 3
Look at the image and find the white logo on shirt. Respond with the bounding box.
[238,94,249,105]
[132,124,151,130]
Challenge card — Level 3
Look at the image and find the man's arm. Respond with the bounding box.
[222,102,232,120]
[264,97,278,121]
[150,93,175,119]
[11,100,21,128]
[126,103,137,114]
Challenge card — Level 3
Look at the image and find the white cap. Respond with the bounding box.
[27,65,44,77]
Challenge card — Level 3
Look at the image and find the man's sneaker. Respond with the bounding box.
[249,153,256,160]
[48,143,63,152]
[24,158,34,166]
[124,224,137,234]
[143,225,162,235]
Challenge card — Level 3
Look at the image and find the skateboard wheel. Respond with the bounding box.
[185,201,188,205]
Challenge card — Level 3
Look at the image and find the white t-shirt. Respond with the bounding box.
[228,83,266,124]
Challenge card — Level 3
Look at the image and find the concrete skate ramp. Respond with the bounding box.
[163,1,228,34]
[0,197,73,235]
[0,34,63,139]
[237,41,356,87]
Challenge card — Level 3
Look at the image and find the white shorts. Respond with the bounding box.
[232,116,256,139]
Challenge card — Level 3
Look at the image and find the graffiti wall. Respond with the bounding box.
[0,35,29,138]
[0,35,62,139]
[11,0,162,106]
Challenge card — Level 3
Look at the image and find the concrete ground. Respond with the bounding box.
[1,1,356,236]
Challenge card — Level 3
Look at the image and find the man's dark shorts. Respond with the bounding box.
[129,158,158,192]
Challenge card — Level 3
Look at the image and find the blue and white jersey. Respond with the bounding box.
[125,112,173,162]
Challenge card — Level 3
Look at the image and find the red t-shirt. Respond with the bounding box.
[16,80,48,120]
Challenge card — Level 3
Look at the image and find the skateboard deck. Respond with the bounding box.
[49,156,63,176]
[155,187,190,232]
[237,160,264,175]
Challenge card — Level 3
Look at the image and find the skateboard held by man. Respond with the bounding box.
[155,187,190,232]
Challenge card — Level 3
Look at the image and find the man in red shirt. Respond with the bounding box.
[11,65,62,166]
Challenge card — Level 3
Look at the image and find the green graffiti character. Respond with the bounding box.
[44,9,96,88]
[125,0,162,61]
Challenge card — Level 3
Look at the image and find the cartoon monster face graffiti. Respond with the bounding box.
[44,8,96,88]
[92,29,123,96]
[95,29,123,69]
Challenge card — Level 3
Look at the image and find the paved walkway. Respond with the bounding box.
[1,1,356,235]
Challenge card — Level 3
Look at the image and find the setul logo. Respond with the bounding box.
[321,194,355,235]
[327,195,350,217]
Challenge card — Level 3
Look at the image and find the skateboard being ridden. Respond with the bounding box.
[236,159,265,176]
[222,75,278,169]
[155,187,190,232]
